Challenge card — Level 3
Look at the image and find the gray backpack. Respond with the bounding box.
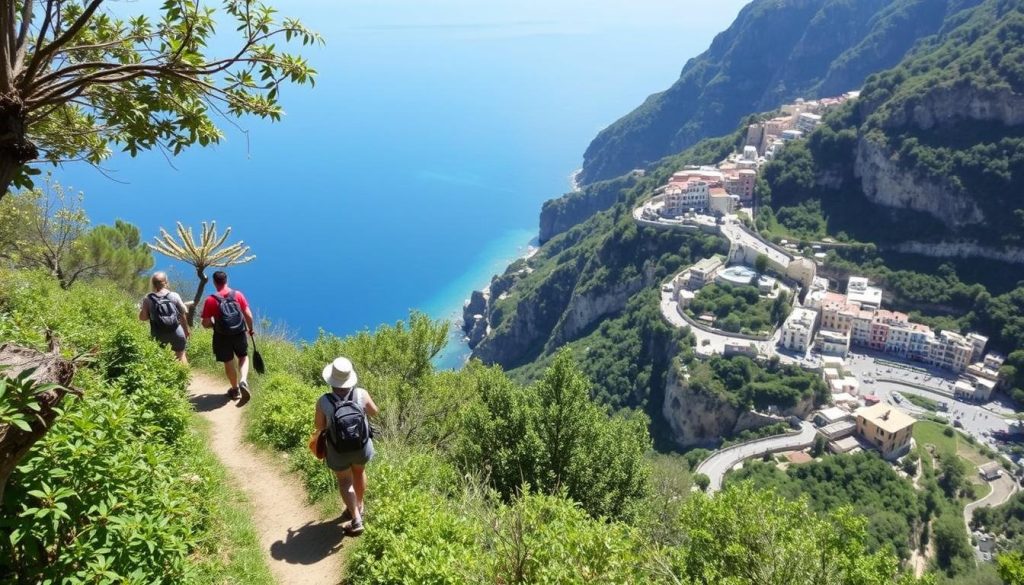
[148,293,180,333]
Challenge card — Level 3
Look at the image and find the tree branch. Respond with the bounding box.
[14,0,36,71]
[22,0,105,87]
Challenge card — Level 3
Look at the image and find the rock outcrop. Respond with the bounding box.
[854,137,985,228]
[661,364,814,447]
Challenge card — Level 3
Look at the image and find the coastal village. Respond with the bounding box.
[630,93,1020,559]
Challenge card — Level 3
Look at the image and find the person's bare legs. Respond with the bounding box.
[237,354,249,385]
[223,360,239,389]
[352,465,366,515]
[174,350,189,366]
[334,469,361,524]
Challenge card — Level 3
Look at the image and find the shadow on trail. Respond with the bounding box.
[270,519,346,565]
[189,392,230,413]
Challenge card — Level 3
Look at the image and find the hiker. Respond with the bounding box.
[314,357,379,536]
[139,272,190,364]
[201,270,255,401]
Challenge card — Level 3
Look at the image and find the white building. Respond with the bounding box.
[782,307,818,352]
[846,276,883,309]
[796,112,822,134]
[928,330,974,373]
[817,328,851,357]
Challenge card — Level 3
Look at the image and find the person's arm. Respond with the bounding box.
[201,296,215,329]
[362,390,380,418]
[314,401,327,432]
[244,307,255,335]
[138,299,149,322]
[179,310,191,337]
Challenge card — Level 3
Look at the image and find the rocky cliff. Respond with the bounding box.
[661,363,815,447]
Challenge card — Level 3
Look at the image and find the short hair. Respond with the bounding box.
[150,271,168,291]
[212,271,228,287]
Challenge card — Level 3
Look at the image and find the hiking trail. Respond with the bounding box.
[188,372,346,585]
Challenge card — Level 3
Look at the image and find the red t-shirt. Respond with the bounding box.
[201,287,250,322]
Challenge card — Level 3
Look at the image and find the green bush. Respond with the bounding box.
[246,372,321,452]
[0,268,270,583]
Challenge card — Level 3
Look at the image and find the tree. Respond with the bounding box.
[693,473,710,492]
[997,551,1024,585]
[0,0,321,205]
[455,350,651,519]
[148,221,254,325]
[933,513,974,574]
[811,434,826,457]
[0,178,150,289]
[755,253,769,276]
[938,455,968,499]
[669,483,930,585]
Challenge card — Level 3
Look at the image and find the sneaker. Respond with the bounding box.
[227,387,240,400]
[238,381,251,405]
[346,518,364,536]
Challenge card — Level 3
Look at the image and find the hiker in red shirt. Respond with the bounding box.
[201,270,256,402]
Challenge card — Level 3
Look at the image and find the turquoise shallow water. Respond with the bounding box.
[51,0,747,367]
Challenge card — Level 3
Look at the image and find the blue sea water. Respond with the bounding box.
[52,0,748,368]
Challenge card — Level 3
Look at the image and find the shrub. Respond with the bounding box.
[246,372,321,451]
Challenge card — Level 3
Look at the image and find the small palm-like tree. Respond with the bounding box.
[149,222,255,325]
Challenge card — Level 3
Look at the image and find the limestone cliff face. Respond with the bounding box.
[661,365,815,447]
[853,83,1023,230]
[884,241,1024,264]
[545,267,652,350]
[885,85,1024,130]
[854,137,984,227]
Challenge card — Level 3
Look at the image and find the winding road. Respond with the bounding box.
[696,421,818,492]
[964,473,1019,530]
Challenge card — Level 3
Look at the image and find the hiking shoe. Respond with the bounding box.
[346,518,364,536]
[237,381,251,405]
[227,387,240,400]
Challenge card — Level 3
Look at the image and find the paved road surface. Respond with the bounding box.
[696,422,817,492]
[964,472,1019,530]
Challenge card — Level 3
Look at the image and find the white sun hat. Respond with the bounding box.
[322,357,359,389]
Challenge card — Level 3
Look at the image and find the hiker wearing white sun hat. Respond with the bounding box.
[313,356,379,536]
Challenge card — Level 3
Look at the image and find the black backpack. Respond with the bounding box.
[212,291,246,335]
[148,293,180,333]
[325,390,370,452]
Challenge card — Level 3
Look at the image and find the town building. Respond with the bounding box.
[846,276,883,309]
[708,187,736,216]
[796,112,823,134]
[967,333,989,362]
[814,406,853,427]
[954,377,997,402]
[855,403,915,460]
[821,292,859,334]
[782,307,818,352]
[817,328,851,357]
[927,330,974,373]
[663,180,711,216]
[689,256,724,289]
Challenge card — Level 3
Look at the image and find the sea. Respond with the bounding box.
[52,0,748,369]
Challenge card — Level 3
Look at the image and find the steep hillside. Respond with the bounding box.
[762,0,1024,250]
[579,0,983,185]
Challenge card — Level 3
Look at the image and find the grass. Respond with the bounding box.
[913,421,958,458]
[903,393,940,412]
[913,421,1000,500]
[189,415,276,585]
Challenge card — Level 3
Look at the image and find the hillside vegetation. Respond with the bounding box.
[0,271,272,583]
[183,306,930,583]
[579,0,983,184]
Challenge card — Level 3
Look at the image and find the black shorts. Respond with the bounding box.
[212,332,248,362]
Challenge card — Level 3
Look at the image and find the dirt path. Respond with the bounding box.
[189,372,346,585]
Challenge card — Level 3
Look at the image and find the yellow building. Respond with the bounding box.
[855,403,915,460]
